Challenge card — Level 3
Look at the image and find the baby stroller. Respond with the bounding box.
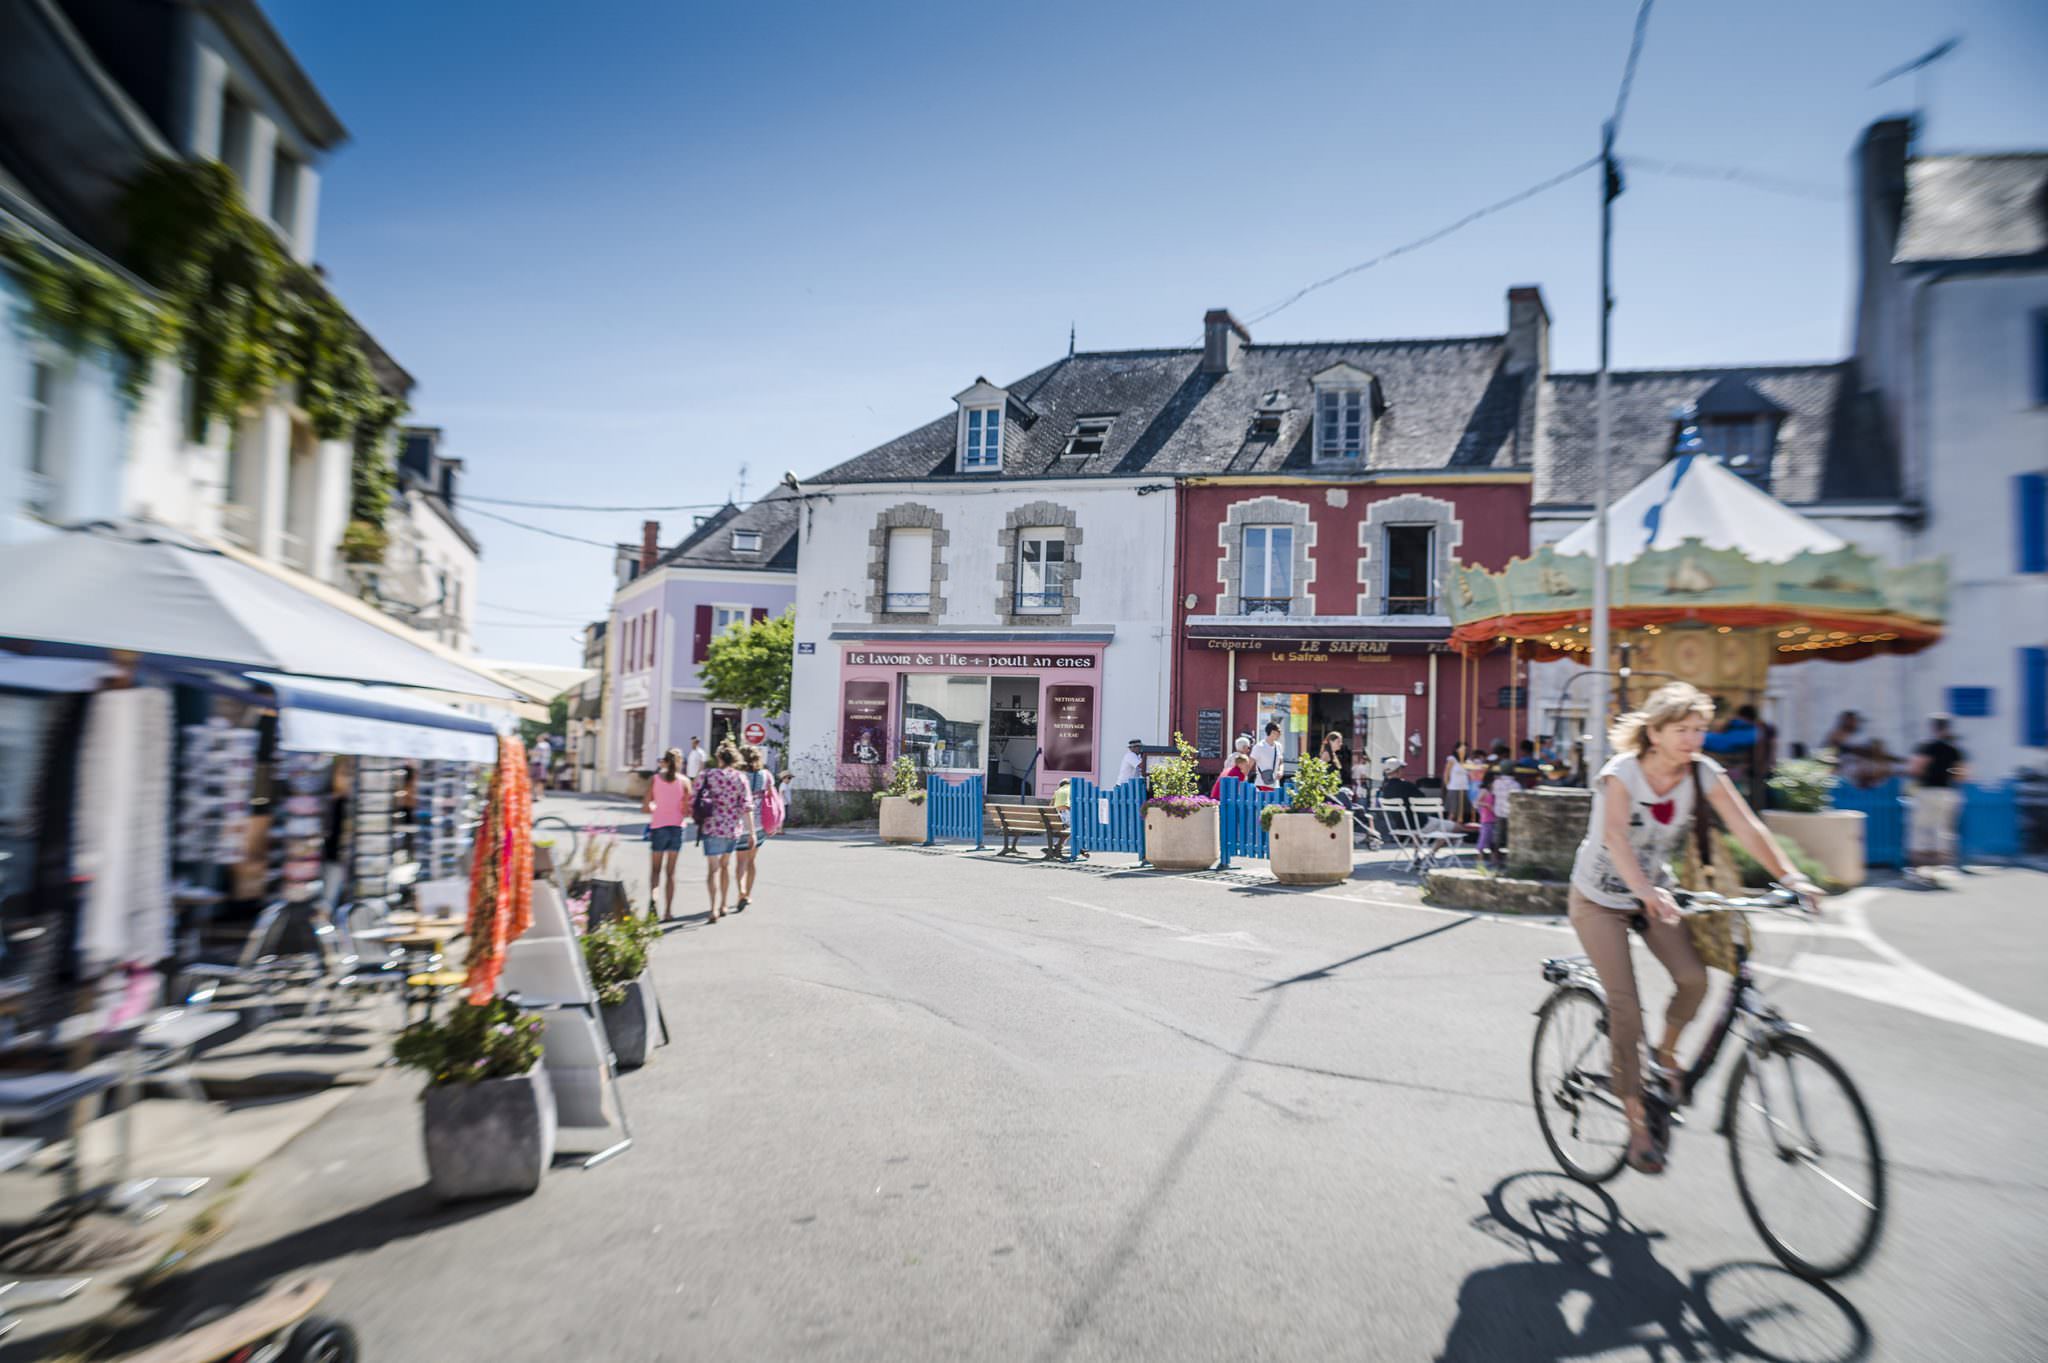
[1333,787,1385,851]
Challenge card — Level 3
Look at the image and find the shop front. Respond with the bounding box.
[833,642,1105,798]
[1178,624,1520,787]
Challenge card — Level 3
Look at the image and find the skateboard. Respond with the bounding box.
[118,1277,357,1363]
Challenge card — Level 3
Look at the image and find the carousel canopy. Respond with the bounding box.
[1552,453,1845,564]
[1449,455,1945,664]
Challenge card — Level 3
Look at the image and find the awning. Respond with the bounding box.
[253,672,500,764]
[0,655,117,693]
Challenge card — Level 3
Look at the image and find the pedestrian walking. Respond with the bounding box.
[1117,738,1146,788]
[734,743,781,911]
[1250,722,1283,788]
[1474,755,1505,871]
[643,747,691,920]
[696,744,756,924]
[685,735,708,782]
[1906,714,1967,885]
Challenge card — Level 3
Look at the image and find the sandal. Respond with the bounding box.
[1626,1127,1666,1176]
[735,898,749,913]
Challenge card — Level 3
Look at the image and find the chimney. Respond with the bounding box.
[1853,117,1914,371]
[639,519,660,573]
[1202,309,1249,375]
[1505,286,1550,377]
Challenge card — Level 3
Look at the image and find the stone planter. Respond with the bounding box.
[600,973,658,1070]
[1267,811,1352,884]
[878,796,926,844]
[1144,805,1218,870]
[421,1068,557,1203]
[1763,810,1866,889]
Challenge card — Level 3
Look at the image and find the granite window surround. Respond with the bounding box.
[1356,492,1463,616]
[1216,496,1316,616]
[994,501,1083,624]
[866,502,949,623]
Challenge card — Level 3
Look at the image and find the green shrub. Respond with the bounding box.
[1288,755,1343,812]
[1147,732,1202,799]
[1766,758,1836,814]
[392,998,544,1088]
[581,918,650,1008]
[1719,830,1841,894]
[872,755,925,803]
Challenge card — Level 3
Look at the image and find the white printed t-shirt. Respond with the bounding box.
[1569,752,1725,909]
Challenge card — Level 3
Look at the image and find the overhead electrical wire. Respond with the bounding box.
[1625,157,1845,202]
[463,504,622,547]
[1609,0,1657,137]
[463,493,743,513]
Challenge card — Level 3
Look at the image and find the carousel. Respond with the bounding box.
[1447,451,1946,775]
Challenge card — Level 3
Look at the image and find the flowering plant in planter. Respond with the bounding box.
[580,917,652,1008]
[1142,733,1218,817]
[393,997,545,1088]
[1259,755,1345,829]
[871,755,926,804]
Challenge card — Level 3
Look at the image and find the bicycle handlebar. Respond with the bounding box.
[1670,884,1815,917]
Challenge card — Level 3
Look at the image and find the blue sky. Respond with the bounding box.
[266,0,2048,666]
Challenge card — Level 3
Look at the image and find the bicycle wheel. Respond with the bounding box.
[532,815,580,865]
[1724,1034,1886,1279]
[1531,987,1630,1184]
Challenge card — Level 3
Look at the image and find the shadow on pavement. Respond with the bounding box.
[1437,1171,1872,1363]
[1255,915,1476,992]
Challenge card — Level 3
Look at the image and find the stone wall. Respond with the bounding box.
[1507,787,1591,881]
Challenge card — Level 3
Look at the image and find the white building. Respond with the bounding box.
[1852,118,2048,777]
[2,1,477,640]
[350,426,480,652]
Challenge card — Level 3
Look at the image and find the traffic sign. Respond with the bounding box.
[743,721,767,745]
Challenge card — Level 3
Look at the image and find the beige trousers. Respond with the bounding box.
[1566,886,1709,1103]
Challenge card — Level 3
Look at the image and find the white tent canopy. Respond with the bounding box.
[1554,454,1846,566]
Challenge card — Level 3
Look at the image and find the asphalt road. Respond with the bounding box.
[140,798,2048,1362]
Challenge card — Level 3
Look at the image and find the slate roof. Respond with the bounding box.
[1895,153,2048,265]
[811,335,1530,485]
[657,491,799,573]
[1535,363,1899,508]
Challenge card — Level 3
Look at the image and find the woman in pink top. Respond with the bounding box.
[643,747,692,920]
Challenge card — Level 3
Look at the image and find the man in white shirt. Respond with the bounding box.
[1249,722,1283,787]
[1116,739,1146,788]
[685,737,708,781]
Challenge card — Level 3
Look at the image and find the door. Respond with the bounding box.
[710,707,742,749]
[987,676,1041,796]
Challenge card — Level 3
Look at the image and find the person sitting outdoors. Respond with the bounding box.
[1211,751,1255,799]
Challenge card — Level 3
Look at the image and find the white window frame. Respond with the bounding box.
[22,357,58,519]
[962,406,1003,472]
[1063,417,1114,458]
[1241,524,1294,611]
[730,528,762,553]
[711,603,751,638]
[1316,387,1368,462]
[884,527,933,611]
[1014,528,1068,614]
[1380,523,1436,615]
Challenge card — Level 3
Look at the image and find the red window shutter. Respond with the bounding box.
[751,607,770,624]
[693,604,713,662]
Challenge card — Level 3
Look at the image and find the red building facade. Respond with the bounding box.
[1172,474,1533,785]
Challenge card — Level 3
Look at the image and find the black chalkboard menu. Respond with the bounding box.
[1196,708,1225,759]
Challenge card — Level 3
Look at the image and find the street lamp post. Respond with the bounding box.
[1589,120,1620,766]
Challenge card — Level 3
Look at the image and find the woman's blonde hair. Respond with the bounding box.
[658,747,683,780]
[1608,681,1715,757]
[740,744,766,771]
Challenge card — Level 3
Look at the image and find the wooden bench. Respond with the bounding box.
[989,804,1069,859]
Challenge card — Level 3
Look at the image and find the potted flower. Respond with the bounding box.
[1142,732,1219,871]
[873,756,927,844]
[584,914,660,1069]
[393,997,554,1202]
[1260,756,1350,884]
[1760,758,1865,888]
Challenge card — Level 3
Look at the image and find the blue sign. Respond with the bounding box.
[797,642,816,655]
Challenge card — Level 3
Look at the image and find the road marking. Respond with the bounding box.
[1175,931,1269,952]
[1048,897,1188,932]
[1755,955,2048,1050]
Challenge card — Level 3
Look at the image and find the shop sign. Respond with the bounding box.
[1496,686,1528,708]
[1200,638,1449,658]
[840,680,890,764]
[845,650,1096,671]
[1043,684,1095,772]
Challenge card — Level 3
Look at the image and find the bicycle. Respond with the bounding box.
[1529,884,1887,1280]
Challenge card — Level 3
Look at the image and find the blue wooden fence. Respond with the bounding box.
[922,773,985,849]
[1068,777,1146,859]
[1830,778,1905,867]
[1217,781,1290,869]
[1961,782,2021,860]
[1828,776,2021,865]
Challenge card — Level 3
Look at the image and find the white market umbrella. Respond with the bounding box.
[1553,453,1845,566]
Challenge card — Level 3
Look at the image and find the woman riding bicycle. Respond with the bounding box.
[1569,682,1820,1175]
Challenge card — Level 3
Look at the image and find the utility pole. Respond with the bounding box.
[1589,120,1620,766]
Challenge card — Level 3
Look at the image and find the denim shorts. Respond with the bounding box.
[701,833,738,857]
[649,825,683,853]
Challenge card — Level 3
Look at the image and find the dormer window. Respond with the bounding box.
[1310,362,1378,465]
[1252,391,1289,438]
[953,378,1010,474]
[731,529,761,553]
[1065,417,1114,458]
[1672,375,1786,492]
